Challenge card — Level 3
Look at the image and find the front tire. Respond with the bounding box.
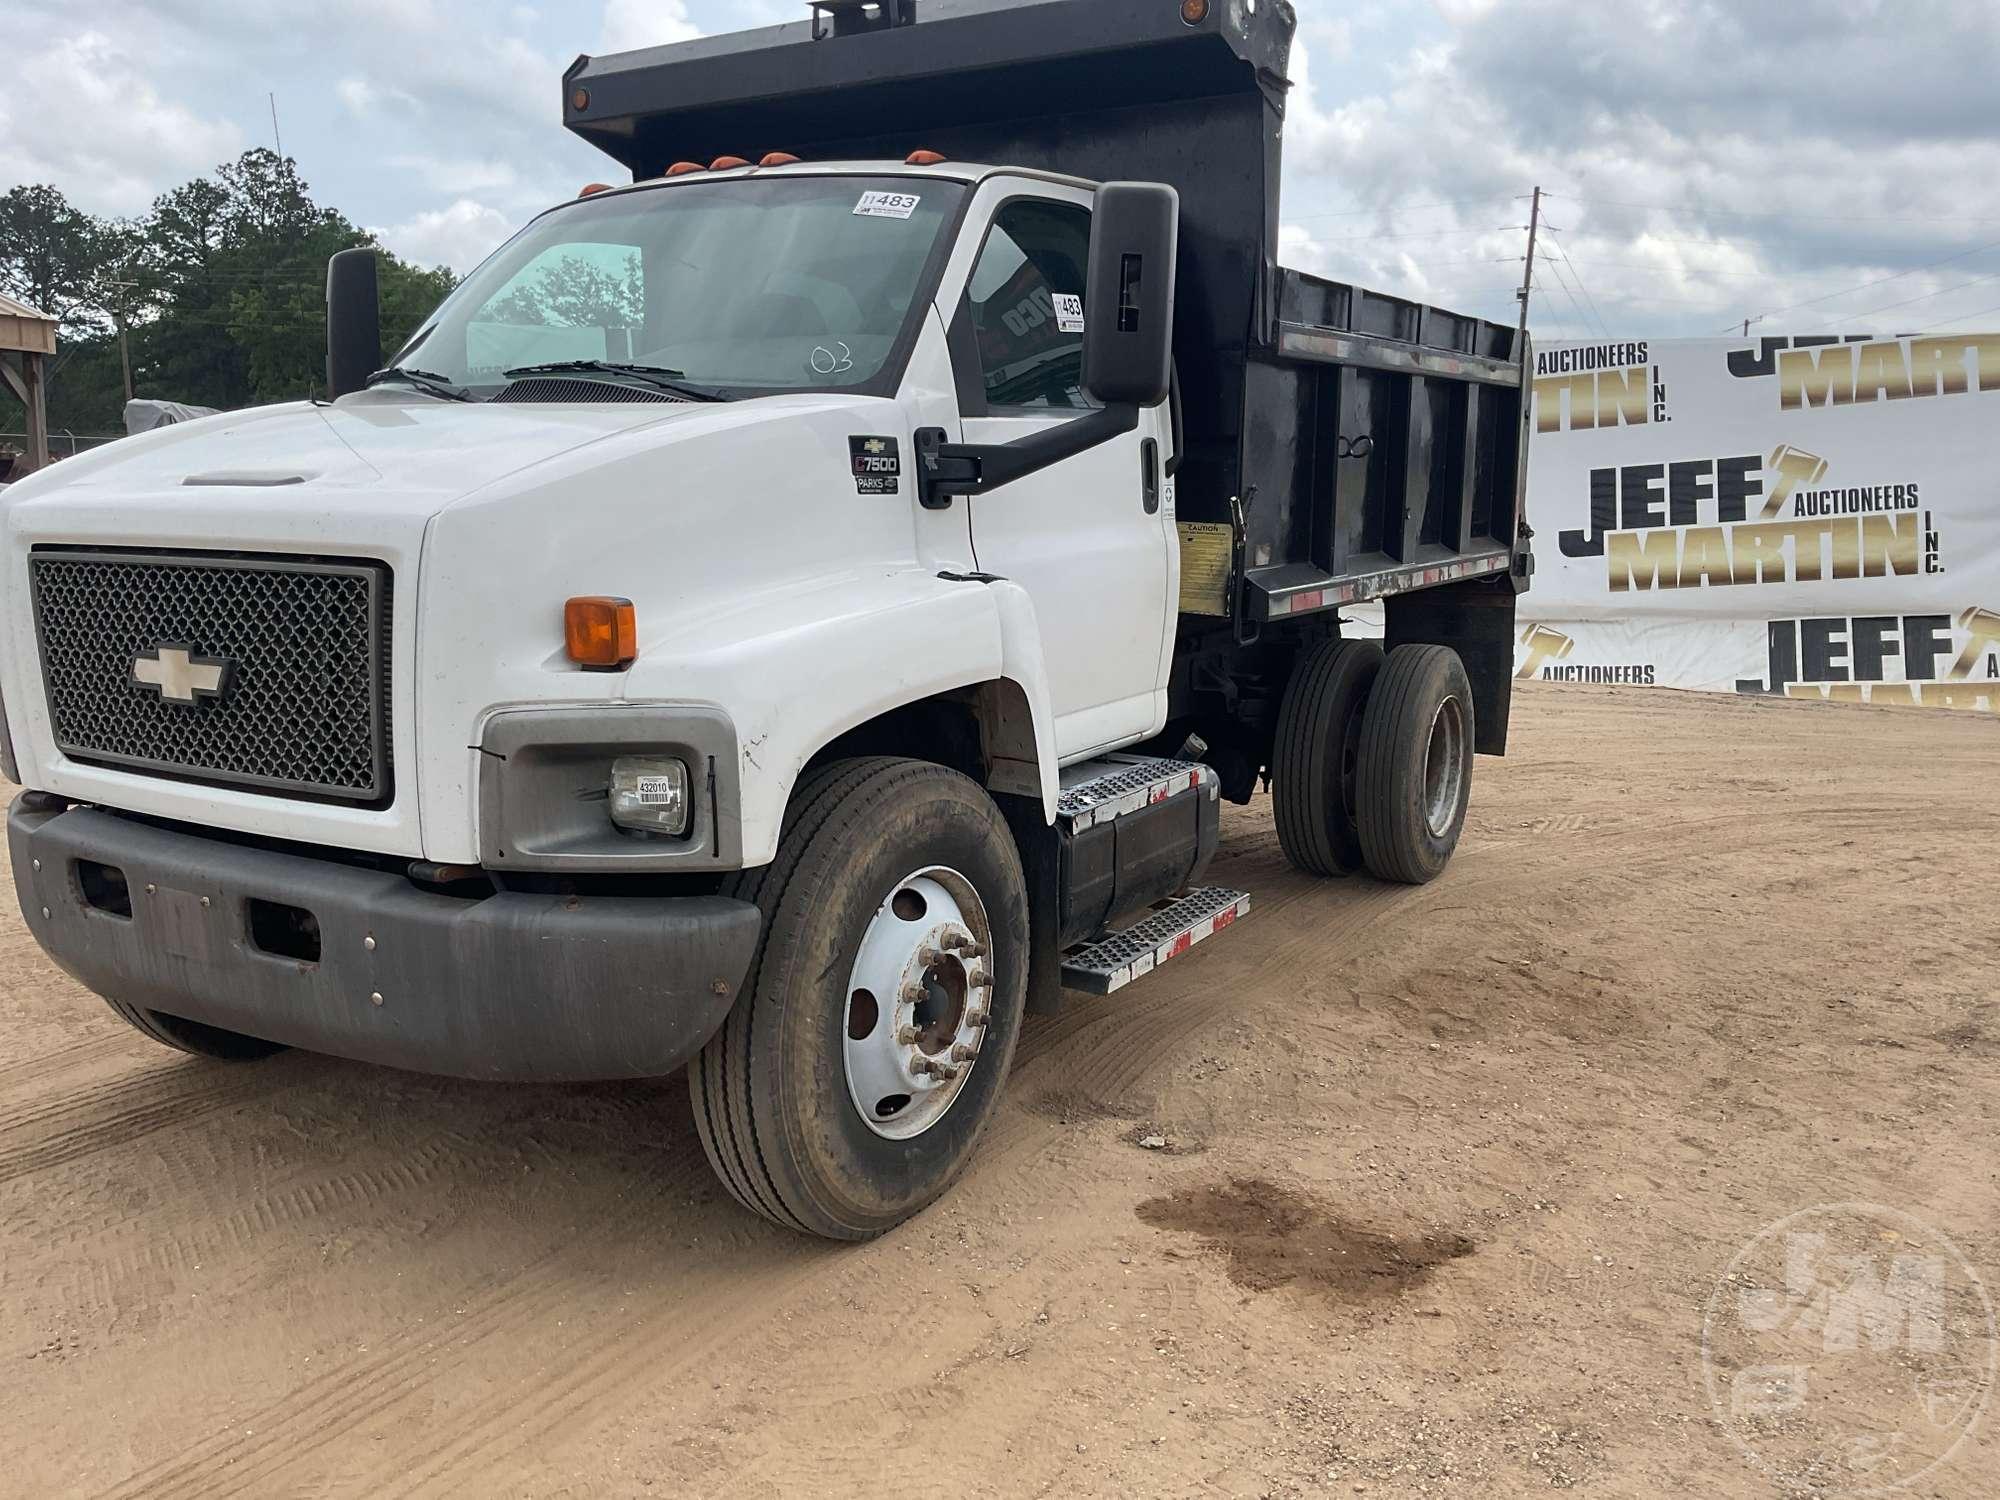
[689,758,1030,1240]
[1355,645,1475,885]
[102,999,287,1061]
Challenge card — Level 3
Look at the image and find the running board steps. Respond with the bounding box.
[1059,887,1251,996]
[1058,756,1215,834]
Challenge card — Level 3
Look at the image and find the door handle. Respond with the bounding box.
[1141,437,1160,515]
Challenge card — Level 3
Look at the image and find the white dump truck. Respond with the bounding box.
[3,0,1531,1239]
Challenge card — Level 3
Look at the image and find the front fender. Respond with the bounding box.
[620,569,1060,866]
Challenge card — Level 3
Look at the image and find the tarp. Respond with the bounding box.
[124,399,219,435]
[1514,335,2000,715]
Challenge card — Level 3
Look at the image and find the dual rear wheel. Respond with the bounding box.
[1273,640,1475,885]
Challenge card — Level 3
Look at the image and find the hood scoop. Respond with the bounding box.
[491,378,691,405]
[182,470,313,487]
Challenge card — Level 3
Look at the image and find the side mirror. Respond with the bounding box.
[326,248,382,399]
[1083,182,1179,409]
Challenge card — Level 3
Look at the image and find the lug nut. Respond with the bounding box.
[969,974,994,993]
[918,946,946,966]
[896,1025,919,1046]
[934,1063,962,1081]
[951,1041,980,1063]
[901,981,926,1004]
[954,940,986,959]
[965,1006,990,1030]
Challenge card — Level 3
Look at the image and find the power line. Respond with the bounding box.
[1838,268,2000,323]
[1287,195,1519,223]
[1720,234,2000,332]
[1298,224,1524,244]
[1546,193,2000,227]
[1541,231,1612,338]
[1917,301,2000,332]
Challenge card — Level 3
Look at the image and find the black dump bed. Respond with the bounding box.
[566,0,1530,632]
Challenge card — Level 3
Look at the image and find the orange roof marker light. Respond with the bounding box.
[760,152,803,167]
[665,161,706,176]
[710,155,752,170]
[565,597,639,671]
[578,183,615,198]
[906,150,948,166]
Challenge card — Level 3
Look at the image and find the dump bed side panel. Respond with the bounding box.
[1227,268,1529,627]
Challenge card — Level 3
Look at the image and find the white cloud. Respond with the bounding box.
[374,199,518,273]
[600,0,701,55]
[0,31,243,215]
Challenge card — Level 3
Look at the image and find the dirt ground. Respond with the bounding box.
[2,682,1995,1499]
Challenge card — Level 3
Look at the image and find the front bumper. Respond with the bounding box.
[9,797,761,1083]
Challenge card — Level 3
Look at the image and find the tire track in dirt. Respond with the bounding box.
[0,1055,263,1138]
[0,1033,135,1090]
[0,1071,283,1187]
[14,1138,476,1342]
[90,1129,720,1500]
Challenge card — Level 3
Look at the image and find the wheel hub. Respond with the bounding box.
[1422,694,1468,839]
[843,868,993,1140]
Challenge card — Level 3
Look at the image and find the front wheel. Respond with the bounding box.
[689,758,1029,1240]
[101,999,288,1061]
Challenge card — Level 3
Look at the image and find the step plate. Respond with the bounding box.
[1059,887,1251,996]
[1058,756,1216,835]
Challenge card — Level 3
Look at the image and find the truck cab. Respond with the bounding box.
[3,0,1529,1240]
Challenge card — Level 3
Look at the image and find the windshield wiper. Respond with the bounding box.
[365,367,477,403]
[503,361,729,403]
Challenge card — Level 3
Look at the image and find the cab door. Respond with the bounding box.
[943,189,1175,761]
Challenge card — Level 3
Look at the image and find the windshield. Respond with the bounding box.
[391,175,967,397]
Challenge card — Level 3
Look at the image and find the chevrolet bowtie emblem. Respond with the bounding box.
[864,439,888,455]
[131,644,235,705]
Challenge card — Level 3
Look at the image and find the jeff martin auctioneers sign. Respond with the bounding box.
[1520,334,2000,714]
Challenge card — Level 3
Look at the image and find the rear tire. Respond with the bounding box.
[1355,644,1475,885]
[689,758,1030,1240]
[1271,639,1384,876]
[102,1000,287,1061]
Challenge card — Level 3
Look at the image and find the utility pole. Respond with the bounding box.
[108,277,138,403]
[270,93,284,159]
[1515,185,1543,375]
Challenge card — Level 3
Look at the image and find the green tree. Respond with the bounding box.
[0,184,118,337]
[4,152,459,432]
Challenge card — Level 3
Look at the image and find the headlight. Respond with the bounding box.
[609,757,690,836]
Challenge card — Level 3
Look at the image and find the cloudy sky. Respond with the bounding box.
[5,0,1997,340]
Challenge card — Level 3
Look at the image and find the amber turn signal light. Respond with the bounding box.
[1181,0,1209,23]
[565,597,638,670]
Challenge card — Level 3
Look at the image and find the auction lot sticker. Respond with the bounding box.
[1703,1203,1997,1495]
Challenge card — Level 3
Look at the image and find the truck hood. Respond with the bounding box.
[0,390,699,511]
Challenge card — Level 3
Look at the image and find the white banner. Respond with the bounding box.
[1517,335,2000,713]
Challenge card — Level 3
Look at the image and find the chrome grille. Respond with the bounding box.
[30,550,391,804]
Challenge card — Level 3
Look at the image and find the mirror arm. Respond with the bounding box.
[915,404,1139,509]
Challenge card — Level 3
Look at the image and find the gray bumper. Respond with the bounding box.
[9,797,761,1083]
